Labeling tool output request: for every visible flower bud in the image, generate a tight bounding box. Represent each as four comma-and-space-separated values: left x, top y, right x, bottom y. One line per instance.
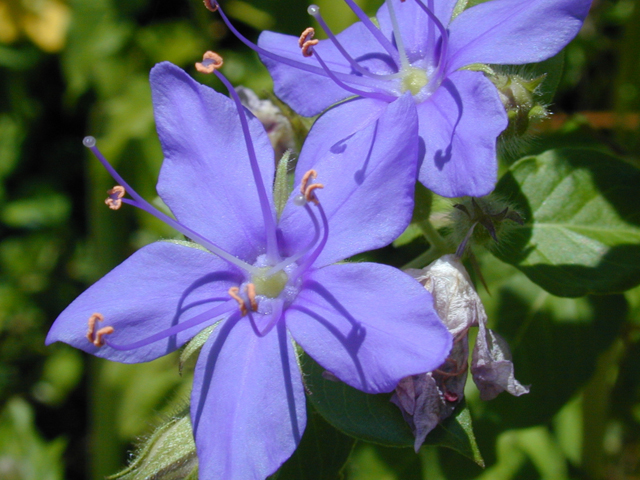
489, 71, 550, 138
449, 195, 523, 256
111, 405, 197, 480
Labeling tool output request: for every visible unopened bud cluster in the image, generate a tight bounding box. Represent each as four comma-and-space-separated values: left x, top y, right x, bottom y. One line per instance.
489, 70, 549, 138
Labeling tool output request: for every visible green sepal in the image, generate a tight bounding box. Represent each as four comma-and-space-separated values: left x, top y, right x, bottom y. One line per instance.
274, 150, 293, 219
301, 354, 484, 466
493, 148, 640, 296
179, 323, 216, 374
109, 404, 197, 480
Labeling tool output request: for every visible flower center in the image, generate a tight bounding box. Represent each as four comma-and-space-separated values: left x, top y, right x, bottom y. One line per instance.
251, 267, 288, 298
401, 67, 429, 96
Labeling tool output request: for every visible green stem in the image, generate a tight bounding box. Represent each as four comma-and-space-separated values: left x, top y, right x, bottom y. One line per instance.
416, 218, 449, 254
402, 246, 441, 270
581, 339, 624, 479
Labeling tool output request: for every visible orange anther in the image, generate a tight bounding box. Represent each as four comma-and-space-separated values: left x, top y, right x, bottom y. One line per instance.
228, 287, 247, 316
300, 169, 318, 195
299, 27, 318, 57
304, 183, 324, 205
203, 0, 218, 12
196, 51, 224, 74
86, 313, 114, 347
246, 283, 258, 312
86, 313, 104, 343
94, 326, 114, 347
105, 185, 125, 210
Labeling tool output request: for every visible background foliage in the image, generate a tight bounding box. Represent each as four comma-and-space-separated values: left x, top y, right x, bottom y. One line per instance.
0, 0, 639, 479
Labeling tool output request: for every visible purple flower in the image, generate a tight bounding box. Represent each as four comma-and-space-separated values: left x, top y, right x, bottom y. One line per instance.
213, 0, 591, 197
46, 61, 452, 479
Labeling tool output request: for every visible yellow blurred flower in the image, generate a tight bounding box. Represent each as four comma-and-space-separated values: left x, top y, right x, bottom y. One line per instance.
0, 0, 71, 52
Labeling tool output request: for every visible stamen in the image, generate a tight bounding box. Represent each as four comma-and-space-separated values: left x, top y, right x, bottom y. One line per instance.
229, 286, 248, 316
341, 0, 399, 62
212, 70, 281, 265
308, 47, 397, 103
386, 0, 410, 69
295, 200, 330, 275
300, 169, 323, 205
300, 169, 318, 194
306, 6, 401, 81
267, 199, 322, 276
86, 313, 114, 347
412, 0, 450, 78
299, 27, 319, 58
249, 298, 284, 337
212, 2, 391, 93
304, 183, 324, 205
94, 326, 115, 347
246, 283, 258, 312
83, 137, 258, 275
203, 0, 218, 12
101, 301, 236, 351
105, 185, 125, 210
195, 51, 224, 74
86, 313, 104, 343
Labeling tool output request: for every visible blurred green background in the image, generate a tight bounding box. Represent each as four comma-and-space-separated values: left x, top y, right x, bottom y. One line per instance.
0, 0, 639, 479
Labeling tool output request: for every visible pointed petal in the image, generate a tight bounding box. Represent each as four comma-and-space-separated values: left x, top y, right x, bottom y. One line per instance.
258, 21, 396, 117
472, 324, 530, 401
286, 263, 452, 393
416, 70, 507, 197
191, 316, 306, 480
151, 62, 275, 261
278, 95, 419, 267
377, 0, 457, 63
46, 241, 243, 363
447, 0, 592, 72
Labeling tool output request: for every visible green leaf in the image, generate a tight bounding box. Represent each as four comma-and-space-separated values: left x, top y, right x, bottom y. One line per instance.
270, 401, 356, 480
476, 254, 628, 428
493, 148, 640, 297
0, 397, 67, 480
301, 354, 484, 466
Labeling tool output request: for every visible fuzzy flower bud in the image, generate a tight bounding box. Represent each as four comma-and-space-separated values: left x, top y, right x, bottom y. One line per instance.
450, 195, 524, 257
112, 405, 198, 480
488, 70, 550, 138
392, 255, 529, 450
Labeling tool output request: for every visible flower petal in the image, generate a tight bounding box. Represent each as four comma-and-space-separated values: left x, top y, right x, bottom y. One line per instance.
416, 70, 507, 197
258, 20, 396, 117
447, 0, 592, 72
377, 0, 458, 63
151, 62, 275, 262
278, 94, 419, 267
46, 241, 243, 363
286, 262, 452, 393
472, 323, 530, 401
191, 316, 306, 480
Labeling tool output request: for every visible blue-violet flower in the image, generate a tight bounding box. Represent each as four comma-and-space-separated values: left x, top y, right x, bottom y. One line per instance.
213, 0, 592, 197
46, 60, 452, 480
